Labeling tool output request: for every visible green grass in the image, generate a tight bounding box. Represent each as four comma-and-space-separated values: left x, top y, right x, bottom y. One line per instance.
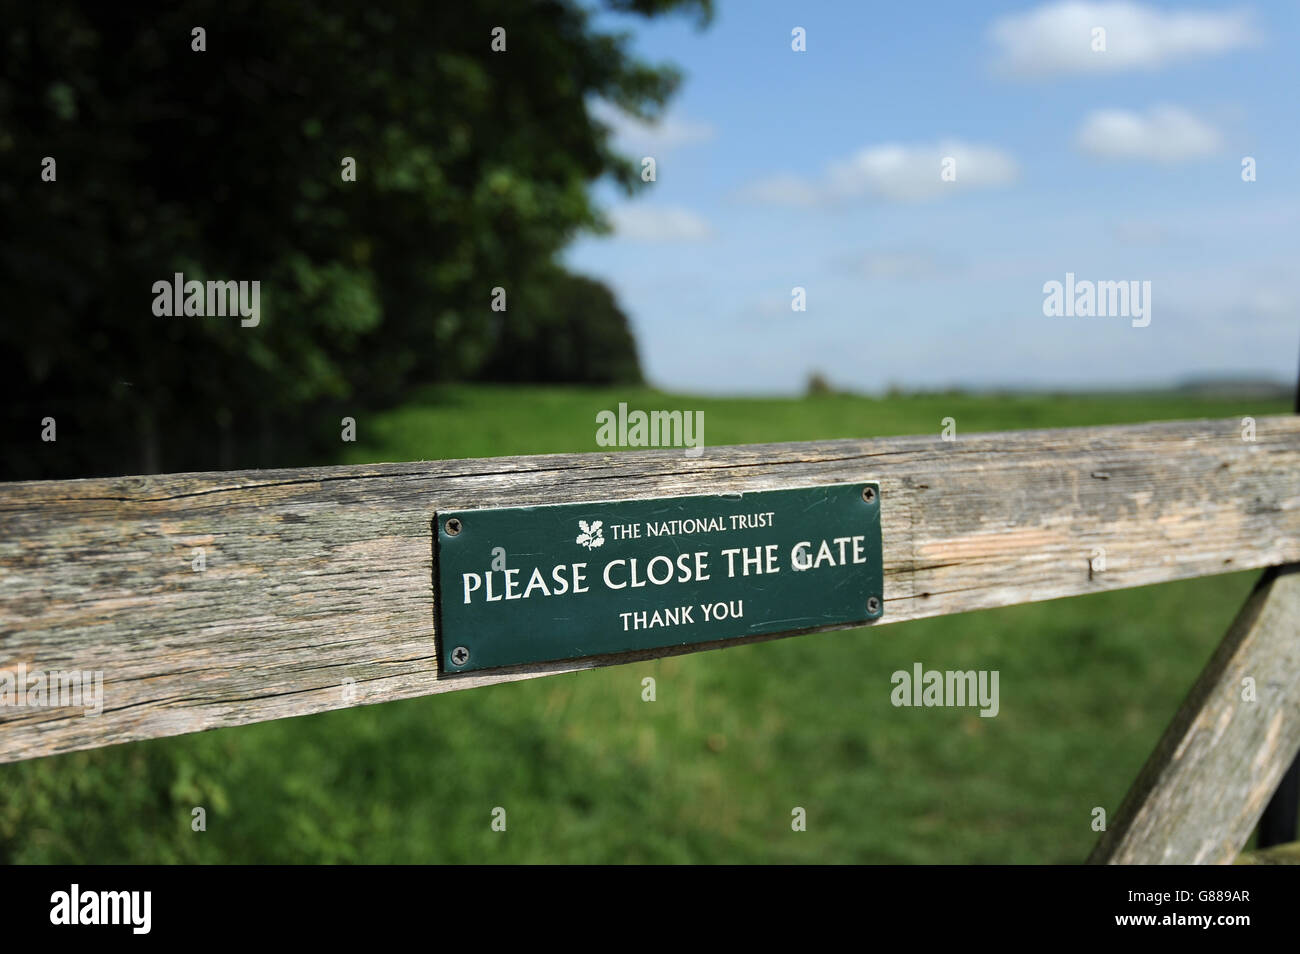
336, 384, 1287, 462
1, 386, 1291, 863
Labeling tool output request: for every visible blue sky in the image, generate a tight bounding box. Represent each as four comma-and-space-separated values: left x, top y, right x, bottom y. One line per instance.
564, 0, 1300, 394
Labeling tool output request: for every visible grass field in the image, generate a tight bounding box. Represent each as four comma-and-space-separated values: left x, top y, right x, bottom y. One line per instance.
1, 386, 1292, 863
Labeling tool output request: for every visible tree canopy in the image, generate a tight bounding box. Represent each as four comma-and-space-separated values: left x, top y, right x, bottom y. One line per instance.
0, 0, 711, 477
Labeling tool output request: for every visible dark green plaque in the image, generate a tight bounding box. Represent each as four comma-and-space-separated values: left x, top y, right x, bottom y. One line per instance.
436, 482, 883, 673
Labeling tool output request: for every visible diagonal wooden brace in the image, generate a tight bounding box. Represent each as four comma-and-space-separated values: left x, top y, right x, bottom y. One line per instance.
1089, 564, 1300, 864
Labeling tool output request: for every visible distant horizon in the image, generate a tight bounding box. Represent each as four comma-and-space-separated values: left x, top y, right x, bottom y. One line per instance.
645, 366, 1297, 398
462, 371, 1295, 400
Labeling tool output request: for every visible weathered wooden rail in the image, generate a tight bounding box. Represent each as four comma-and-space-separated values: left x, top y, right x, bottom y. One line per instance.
3, 414, 1299, 862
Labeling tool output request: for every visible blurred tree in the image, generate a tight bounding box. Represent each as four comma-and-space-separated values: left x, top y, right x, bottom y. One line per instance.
805, 372, 833, 397
0, 0, 709, 478
479, 266, 643, 385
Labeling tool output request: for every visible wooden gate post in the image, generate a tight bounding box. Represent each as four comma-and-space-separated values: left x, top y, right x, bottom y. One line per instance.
1256, 347, 1300, 847
1088, 564, 1300, 864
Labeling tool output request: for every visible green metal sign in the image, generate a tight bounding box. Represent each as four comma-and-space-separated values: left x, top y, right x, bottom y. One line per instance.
435, 482, 883, 673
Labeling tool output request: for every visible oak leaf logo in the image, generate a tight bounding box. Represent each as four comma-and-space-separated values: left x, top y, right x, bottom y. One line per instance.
576, 520, 604, 550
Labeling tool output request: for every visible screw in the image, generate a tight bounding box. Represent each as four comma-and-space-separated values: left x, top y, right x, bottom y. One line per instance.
862, 486, 877, 503
450, 646, 470, 666
867, 596, 882, 614
444, 517, 462, 536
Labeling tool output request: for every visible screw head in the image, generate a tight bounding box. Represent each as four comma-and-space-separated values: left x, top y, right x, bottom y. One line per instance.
450, 646, 470, 666
866, 596, 882, 614
444, 517, 463, 536
862, 486, 877, 503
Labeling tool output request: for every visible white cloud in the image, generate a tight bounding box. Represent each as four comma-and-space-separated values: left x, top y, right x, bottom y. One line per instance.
734, 293, 795, 324
990, 1, 1259, 75
857, 250, 951, 280
737, 173, 822, 207
590, 100, 714, 155
832, 142, 1019, 201
741, 140, 1018, 205
1245, 287, 1300, 325
1076, 105, 1221, 161
607, 204, 713, 242
1109, 220, 1171, 245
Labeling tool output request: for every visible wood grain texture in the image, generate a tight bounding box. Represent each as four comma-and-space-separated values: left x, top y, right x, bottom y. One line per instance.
1089, 565, 1300, 865
2, 415, 1299, 763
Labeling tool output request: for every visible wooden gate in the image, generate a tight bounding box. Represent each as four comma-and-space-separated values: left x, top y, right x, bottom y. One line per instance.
3, 414, 1298, 862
